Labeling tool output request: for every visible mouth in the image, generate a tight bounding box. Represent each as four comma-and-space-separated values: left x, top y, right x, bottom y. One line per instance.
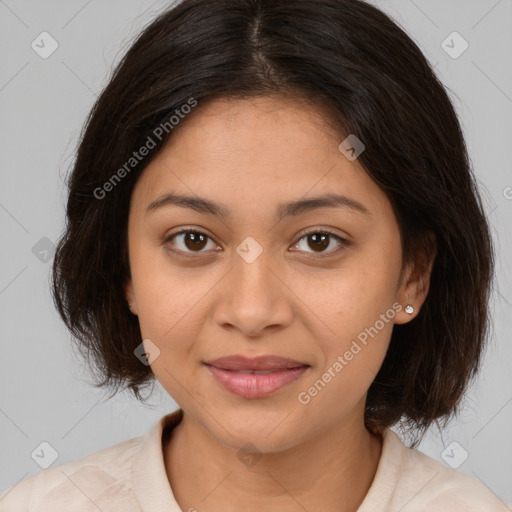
203, 354, 309, 371
203, 355, 310, 399
222, 369, 289, 374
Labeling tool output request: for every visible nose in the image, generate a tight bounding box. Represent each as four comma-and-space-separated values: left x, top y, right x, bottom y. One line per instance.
212, 245, 294, 338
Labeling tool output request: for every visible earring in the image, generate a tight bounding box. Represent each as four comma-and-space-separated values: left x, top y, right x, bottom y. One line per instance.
404, 304, 414, 314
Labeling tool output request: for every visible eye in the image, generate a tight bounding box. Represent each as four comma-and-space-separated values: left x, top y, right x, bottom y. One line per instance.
164, 227, 349, 258
291, 229, 349, 256
164, 229, 220, 256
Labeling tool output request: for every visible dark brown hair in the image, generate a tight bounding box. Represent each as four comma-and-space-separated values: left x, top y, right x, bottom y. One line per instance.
51, 0, 494, 445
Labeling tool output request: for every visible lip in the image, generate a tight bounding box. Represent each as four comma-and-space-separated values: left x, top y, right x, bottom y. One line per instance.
203, 355, 310, 399
204, 355, 308, 371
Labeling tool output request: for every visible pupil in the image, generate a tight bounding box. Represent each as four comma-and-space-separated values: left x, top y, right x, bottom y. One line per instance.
310, 233, 329, 252
182, 232, 331, 253
185, 232, 207, 251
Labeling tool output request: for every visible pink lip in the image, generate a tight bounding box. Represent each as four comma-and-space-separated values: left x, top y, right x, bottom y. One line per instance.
203, 355, 310, 399
204, 355, 308, 371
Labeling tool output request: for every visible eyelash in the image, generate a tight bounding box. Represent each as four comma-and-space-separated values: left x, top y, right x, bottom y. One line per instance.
163, 227, 349, 259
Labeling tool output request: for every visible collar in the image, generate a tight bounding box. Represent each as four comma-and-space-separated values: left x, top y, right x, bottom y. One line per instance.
131, 408, 184, 511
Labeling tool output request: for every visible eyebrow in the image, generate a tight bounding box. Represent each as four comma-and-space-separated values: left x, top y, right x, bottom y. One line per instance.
146, 192, 371, 221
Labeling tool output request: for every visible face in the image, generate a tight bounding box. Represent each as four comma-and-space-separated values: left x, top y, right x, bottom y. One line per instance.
125, 95, 430, 452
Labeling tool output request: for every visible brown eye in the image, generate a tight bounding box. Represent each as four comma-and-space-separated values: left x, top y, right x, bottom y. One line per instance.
165, 230, 217, 253
164, 228, 348, 258
307, 233, 330, 252
292, 230, 348, 256
183, 231, 207, 251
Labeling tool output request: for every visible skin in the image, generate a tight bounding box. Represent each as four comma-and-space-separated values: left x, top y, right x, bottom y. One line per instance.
124, 95, 435, 512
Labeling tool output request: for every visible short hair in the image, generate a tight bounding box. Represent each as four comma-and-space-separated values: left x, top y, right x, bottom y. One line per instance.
51, 0, 494, 445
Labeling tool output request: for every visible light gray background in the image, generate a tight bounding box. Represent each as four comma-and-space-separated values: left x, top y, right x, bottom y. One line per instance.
1, 0, 511, 505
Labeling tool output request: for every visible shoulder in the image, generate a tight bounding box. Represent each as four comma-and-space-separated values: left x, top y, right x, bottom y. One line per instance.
376, 429, 511, 511
0, 435, 143, 512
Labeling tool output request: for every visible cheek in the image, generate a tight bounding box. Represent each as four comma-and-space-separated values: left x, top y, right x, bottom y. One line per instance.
300, 270, 398, 413
129, 245, 222, 363
129, 239, 188, 324
311, 253, 400, 372
302, 251, 400, 328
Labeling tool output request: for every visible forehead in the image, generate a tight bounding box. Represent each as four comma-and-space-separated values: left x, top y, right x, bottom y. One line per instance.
165, 94, 341, 157
130, 95, 392, 223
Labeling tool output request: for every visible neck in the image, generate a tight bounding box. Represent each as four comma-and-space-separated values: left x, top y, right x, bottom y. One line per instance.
163, 408, 383, 512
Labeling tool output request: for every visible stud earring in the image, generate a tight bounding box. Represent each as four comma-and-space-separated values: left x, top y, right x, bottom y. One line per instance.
404, 304, 414, 314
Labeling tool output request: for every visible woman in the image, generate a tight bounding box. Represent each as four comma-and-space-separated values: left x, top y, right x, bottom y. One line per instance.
1, 0, 508, 510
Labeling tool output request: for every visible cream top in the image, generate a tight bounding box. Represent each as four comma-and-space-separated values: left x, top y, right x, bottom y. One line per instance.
1, 408, 509, 511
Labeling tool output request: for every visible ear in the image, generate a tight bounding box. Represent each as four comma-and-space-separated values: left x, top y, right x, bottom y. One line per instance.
124, 279, 138, 316
394, 231, 437, 325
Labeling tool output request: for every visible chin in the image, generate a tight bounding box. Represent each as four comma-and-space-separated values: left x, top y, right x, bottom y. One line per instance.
204, 403, 306, 452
